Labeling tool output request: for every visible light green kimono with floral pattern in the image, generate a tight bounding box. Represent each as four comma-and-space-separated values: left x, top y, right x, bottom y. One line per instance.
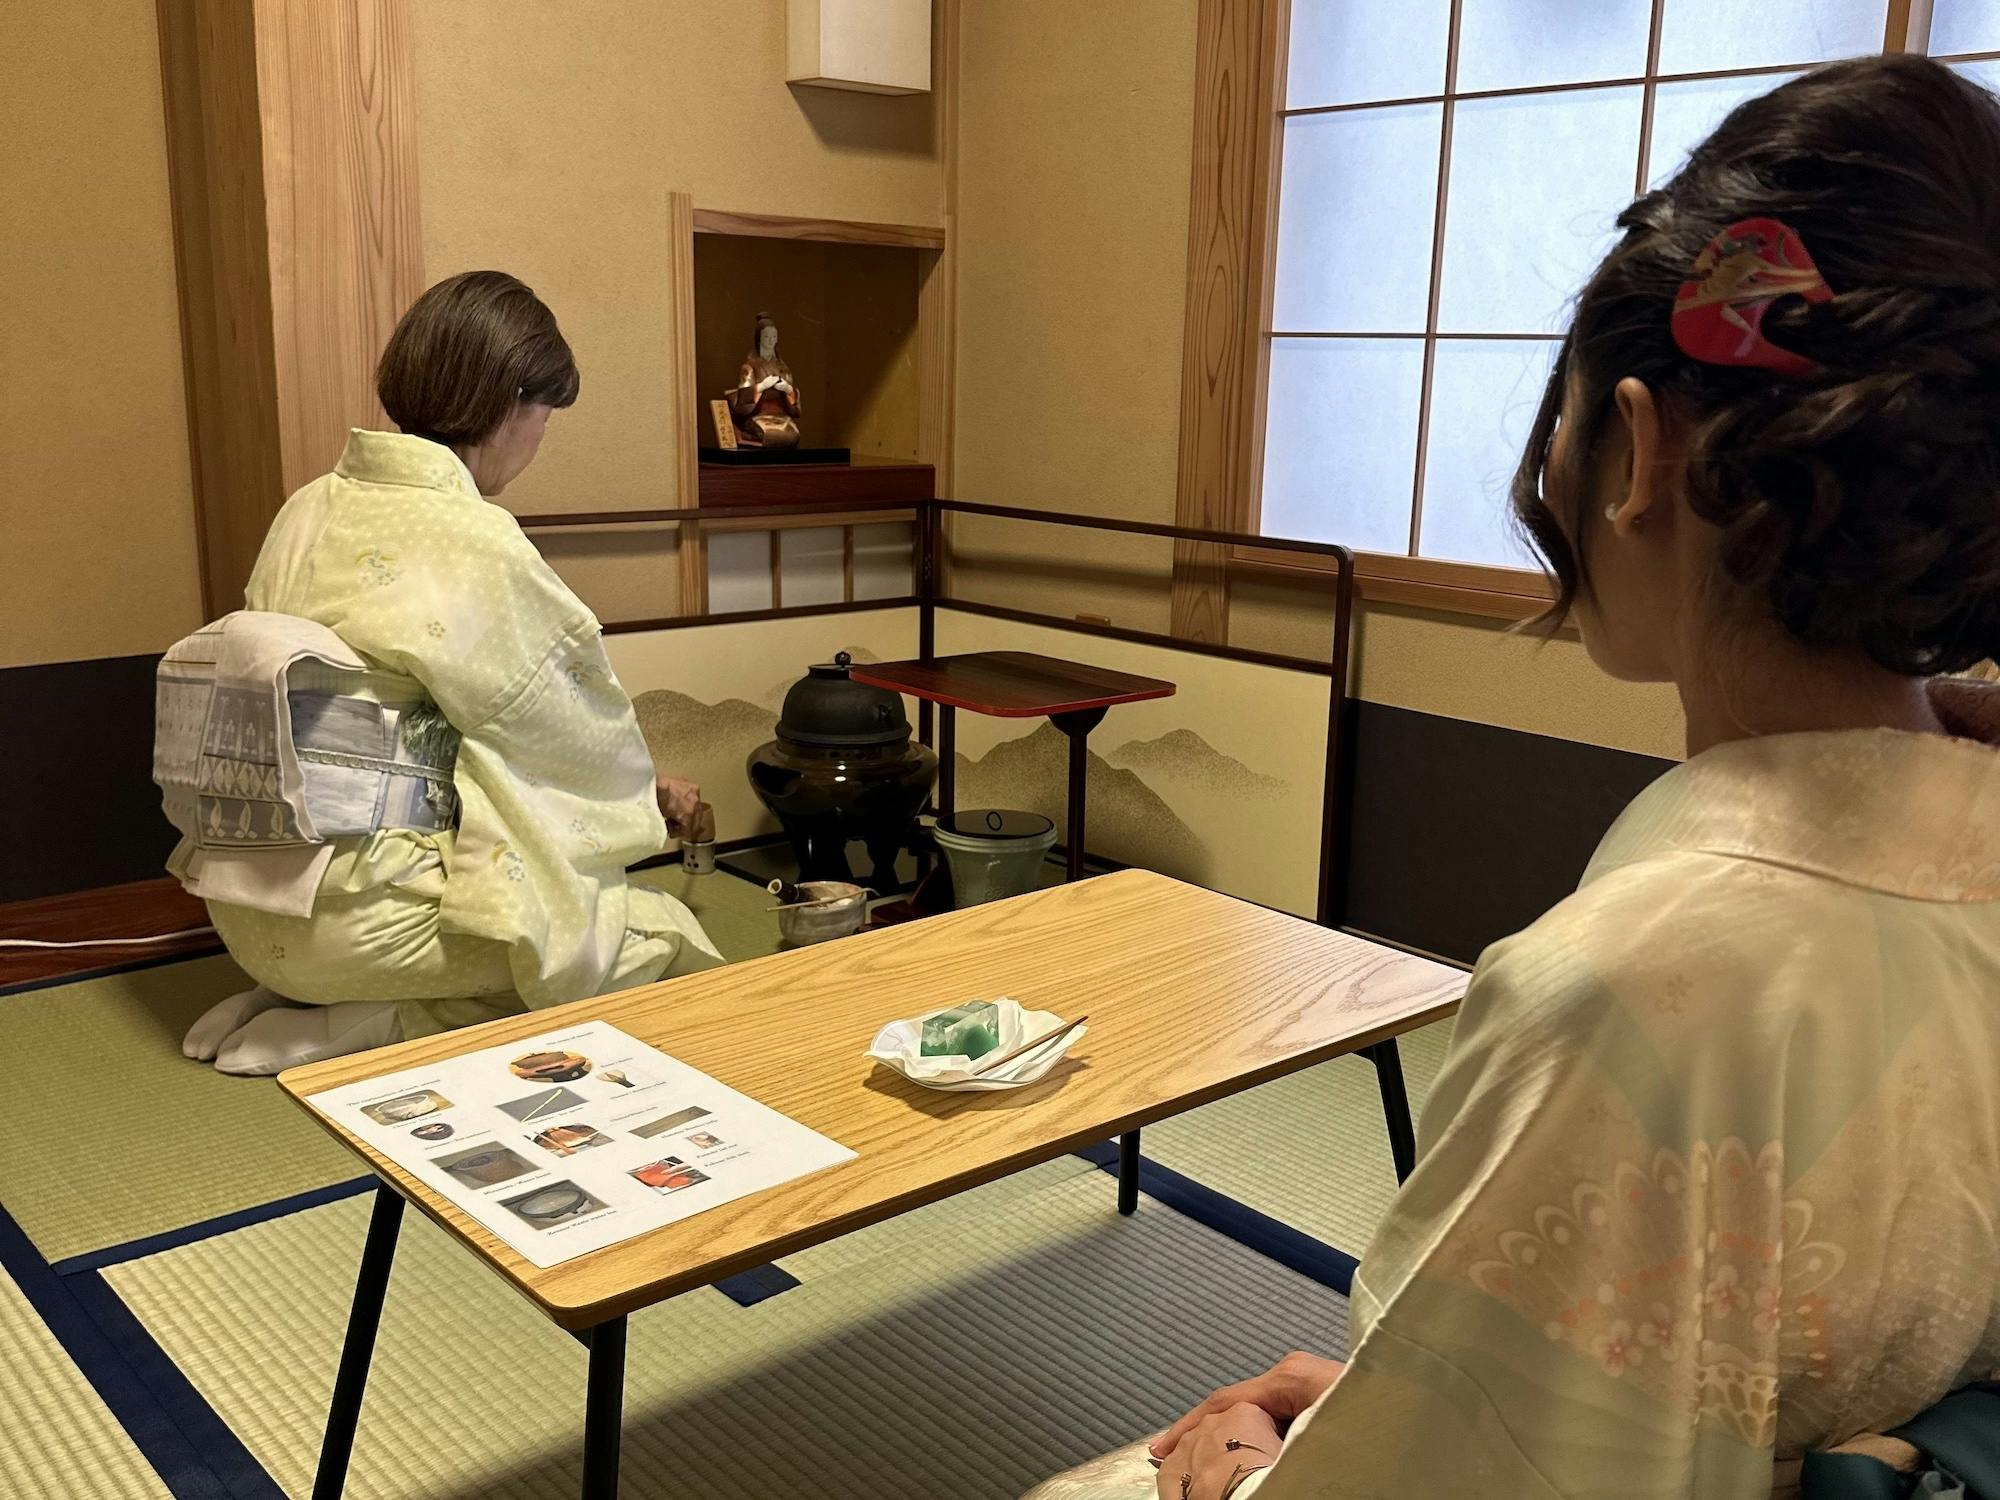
205, 430, 720, 1036
1038, 710, 2000, 1500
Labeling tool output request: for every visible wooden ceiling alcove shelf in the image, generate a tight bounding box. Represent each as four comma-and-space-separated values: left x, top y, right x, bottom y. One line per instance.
697, 459, 933, 508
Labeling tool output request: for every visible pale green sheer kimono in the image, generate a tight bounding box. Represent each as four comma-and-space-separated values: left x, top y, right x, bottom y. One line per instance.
203, 430, 720, 1036
1036, 710, 2000, 1500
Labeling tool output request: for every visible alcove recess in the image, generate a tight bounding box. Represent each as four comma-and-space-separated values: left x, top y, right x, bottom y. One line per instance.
678, 208, 951, 615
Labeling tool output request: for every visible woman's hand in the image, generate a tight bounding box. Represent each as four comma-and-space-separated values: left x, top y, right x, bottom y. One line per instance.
655, 774, 701, 834
1152, 1351, 1345, 1460
1154, 1403, 1282, 1500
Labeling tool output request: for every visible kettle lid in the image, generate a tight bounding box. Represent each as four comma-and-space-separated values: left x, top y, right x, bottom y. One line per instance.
776, 650, 910, 748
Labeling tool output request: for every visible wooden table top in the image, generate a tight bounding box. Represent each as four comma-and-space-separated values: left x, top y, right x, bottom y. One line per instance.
280, 870, 1464, 1330
850, 651, 1177, 717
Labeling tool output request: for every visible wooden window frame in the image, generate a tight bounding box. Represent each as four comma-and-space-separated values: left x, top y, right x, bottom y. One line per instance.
1174, 0, 1941, 631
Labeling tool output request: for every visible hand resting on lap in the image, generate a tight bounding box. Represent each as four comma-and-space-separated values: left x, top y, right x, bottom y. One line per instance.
1151, 1350, 1345, 1459
1153, 1403, 1282, 1500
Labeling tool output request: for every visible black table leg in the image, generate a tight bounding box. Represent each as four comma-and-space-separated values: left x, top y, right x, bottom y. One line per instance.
938, 704, 956, 820
1363, 1040, 1417, 1183
1118, 1129, 1141, 1215
1050, 707, 1107, 883
581, 1315, 627, 1500
312, 1183, 404, 1500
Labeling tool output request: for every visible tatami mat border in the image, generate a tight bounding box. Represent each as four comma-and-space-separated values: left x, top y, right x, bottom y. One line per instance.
1076, 1143, 1362, 1295
0, 1201, 283, 1500
3, 1133, 1377, 1500
0, 945, 227, 1000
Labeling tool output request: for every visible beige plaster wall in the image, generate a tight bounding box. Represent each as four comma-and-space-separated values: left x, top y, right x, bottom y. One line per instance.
412, 0, 946, 620
1, 1, 202, 668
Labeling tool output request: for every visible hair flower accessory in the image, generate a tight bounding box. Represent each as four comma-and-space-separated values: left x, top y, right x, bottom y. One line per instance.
1672, 216, 1832, 376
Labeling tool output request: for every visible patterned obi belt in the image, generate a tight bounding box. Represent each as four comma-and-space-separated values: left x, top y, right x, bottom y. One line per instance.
155, 612, 462, 916
288, 691, 461, 838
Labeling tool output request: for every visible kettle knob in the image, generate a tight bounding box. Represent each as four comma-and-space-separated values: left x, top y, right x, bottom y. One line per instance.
834, 650, 852, 670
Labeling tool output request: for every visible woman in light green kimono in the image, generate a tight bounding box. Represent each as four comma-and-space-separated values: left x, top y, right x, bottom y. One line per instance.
182, 271, 720, 1075
1037, 56, 2000, 1500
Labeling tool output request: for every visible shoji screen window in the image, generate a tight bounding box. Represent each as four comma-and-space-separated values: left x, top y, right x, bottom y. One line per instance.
1932, 0, 2000, 90
1261, 0, 1897, 580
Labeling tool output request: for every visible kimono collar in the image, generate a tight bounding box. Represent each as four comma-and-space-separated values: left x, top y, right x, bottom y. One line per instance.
1584, 680, 2000, 903
334, 429, 482, 500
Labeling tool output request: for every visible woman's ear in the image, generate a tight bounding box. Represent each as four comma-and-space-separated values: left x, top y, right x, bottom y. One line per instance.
1603, 376, 1665, 536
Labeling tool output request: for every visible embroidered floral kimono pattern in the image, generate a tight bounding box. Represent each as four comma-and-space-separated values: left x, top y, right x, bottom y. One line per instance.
1035, 721, 2000, 1500
204, 430, 719, 1036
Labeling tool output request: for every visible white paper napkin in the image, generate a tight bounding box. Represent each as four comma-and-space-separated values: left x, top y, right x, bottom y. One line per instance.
866, 998, 1085, 1092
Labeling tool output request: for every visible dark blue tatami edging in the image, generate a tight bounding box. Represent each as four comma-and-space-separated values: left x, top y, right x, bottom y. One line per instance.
53, 1176, 381, 1277
56, 1172, 804, 1308
1075, 1141, 1361, 1297
0, 1201, 283, 1500
714, 1262, 804, 1306
2, 1141, 1359, 1499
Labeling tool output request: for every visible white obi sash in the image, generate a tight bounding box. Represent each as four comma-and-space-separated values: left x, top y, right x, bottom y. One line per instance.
154, 611, 460, 918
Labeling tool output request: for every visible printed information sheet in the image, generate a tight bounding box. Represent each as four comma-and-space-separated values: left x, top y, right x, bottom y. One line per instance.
305, 1020, 855, 1267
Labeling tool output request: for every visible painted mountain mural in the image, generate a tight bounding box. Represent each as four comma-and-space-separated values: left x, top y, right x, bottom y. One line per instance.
1105, 728, 1288, 801
632, 687, 775, 764
953, 722, 1205, 876
630, 669, 1300, 903
630, 687, 780, 841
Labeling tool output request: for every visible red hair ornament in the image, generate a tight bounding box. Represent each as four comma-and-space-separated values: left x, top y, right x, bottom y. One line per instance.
1671, 217, 1832, 376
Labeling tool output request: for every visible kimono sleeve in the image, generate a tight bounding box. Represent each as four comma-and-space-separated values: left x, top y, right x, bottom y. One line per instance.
325, 511, 669, 1000
1250, 867, 1805, 1500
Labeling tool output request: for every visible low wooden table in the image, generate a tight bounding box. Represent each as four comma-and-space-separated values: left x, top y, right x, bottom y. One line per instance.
283, 870, 1464, 1499
849, 651, 1176, 882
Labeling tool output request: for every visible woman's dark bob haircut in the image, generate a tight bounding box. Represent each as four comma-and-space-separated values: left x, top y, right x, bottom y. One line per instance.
377, 271, 579, 448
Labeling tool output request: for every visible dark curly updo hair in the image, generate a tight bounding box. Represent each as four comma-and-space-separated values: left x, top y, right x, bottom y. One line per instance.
1513, 54, 2000, 676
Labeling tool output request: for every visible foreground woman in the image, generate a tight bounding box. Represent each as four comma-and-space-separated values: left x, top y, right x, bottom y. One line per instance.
165, 272, 719, 1075
1037, 54, 2000, 1500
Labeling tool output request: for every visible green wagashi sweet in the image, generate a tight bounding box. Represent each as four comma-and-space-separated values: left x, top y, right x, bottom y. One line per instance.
920, 1000, 1001, 1060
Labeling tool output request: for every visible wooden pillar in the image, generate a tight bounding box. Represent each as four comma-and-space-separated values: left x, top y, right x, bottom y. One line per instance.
157, 0, 424, 617
667, 190, 708, 616
917, 0, 959, 594
1169, 0, 1289, 644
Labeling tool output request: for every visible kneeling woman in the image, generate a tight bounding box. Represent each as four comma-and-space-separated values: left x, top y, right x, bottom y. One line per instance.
168, 271, 720, 1074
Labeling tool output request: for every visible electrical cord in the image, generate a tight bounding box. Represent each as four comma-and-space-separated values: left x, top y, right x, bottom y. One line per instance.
0, 927, 217, 950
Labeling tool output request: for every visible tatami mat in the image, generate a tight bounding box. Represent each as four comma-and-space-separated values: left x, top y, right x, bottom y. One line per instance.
109, 1159, 1350, 1500
631, 865, 784, 968
0, 953, 357, 1264
4, 867, 1450, 1500
1143, 1019, 1455, 1255
0, 1266, 172, 1500
0, 869, 782, 1264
